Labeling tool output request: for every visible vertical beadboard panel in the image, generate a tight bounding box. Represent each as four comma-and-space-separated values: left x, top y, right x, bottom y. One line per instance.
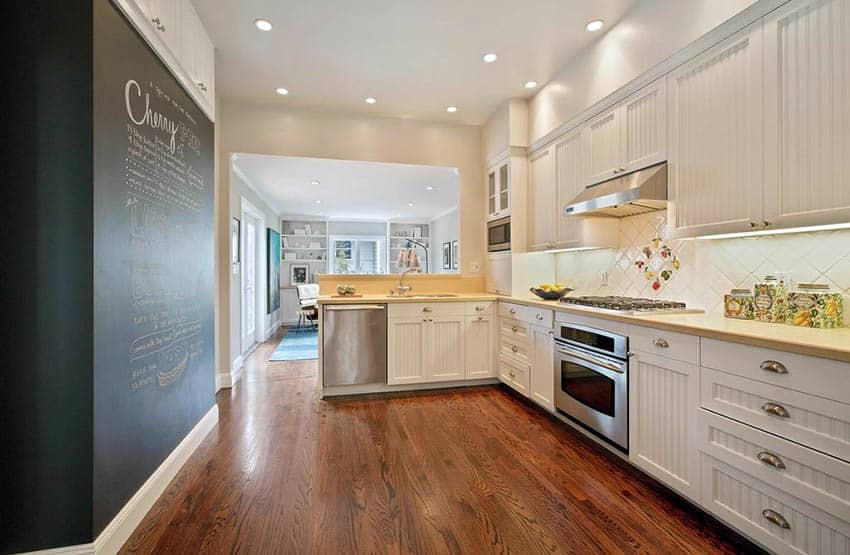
583, 108, 621, 184
465, 315, 494, 379
668, 23, 764, 237
387, 319, 426, 384
528, 147, 555, 250
764, 0, 850, 228
622, 78, 667, 172
554, 131, 584, 248
429, 318, 465, 381
631, 351, 700, 500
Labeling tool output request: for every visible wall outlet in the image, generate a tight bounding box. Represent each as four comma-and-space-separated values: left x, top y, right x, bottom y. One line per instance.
470, 261, 480, 273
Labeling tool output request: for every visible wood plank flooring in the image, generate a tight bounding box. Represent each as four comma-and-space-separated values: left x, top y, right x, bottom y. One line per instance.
121, 328, 762, 554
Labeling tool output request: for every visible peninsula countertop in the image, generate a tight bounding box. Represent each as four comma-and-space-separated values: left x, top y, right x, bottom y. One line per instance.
318, 292, 850, 363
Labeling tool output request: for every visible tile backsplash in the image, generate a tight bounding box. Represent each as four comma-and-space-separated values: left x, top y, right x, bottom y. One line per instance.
554, 211, 850, 316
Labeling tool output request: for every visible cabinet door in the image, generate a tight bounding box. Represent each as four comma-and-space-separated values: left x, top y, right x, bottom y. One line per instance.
149, 0, 180, 56
428, 316, 466, 382
667, 23, 764, 238
554, 131, 585, 249
195, 23, 215, 106
528, 147, 555, 250
582, 107, 622, 185
498, 161, 510, 216
629, 350, 700, 502
387, 318, 428, 385
465, 315, 495, 379
529, 325, 554, 411
621, 78, 667, 174
487, 168, 498, 218
764, 0, 850, 230
179, 0, 199, 82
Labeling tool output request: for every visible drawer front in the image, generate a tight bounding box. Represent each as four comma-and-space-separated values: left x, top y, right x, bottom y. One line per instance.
499, 354, 530, 396
499, 335, 531, 366
702, 337, 850, 403
499, 302, 553, 327
701, 368, 850, 462
388, 302, 466, 319
466, 301, 495, 316
629, 325, 699, 364
700, 409, 850, 520
499, 317, 530, 343
701, 454, 850, 555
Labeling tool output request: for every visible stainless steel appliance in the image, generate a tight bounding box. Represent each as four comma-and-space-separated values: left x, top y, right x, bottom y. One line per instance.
560, 295, 703, 316
487, 216, 511, 252
563, 162, 667, 218
322, 304, 387, 386
554, 318, 629, 451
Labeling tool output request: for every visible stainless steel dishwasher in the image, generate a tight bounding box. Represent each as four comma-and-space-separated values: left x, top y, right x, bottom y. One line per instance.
322, 304, 387, 386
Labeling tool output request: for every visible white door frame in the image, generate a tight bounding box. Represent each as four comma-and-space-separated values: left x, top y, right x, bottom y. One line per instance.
240, 196, 266, 355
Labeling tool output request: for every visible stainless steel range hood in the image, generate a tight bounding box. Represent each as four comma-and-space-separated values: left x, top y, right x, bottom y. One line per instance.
563, 162, 667, 218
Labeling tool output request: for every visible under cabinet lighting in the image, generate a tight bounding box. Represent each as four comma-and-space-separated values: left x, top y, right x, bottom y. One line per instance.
586, 19, 604, 32
685, 222, 850, 241
254, 19, 273, 31
543, 246, 605, 254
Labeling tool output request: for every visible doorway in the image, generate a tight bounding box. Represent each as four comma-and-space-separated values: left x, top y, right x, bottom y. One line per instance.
241, 197, 265, 355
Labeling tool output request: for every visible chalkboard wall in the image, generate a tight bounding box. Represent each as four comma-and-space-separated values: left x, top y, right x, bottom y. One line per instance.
92, 0, 215, 534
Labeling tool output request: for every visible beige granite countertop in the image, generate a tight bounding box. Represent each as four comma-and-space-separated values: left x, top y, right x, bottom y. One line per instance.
318, 292, 850, 363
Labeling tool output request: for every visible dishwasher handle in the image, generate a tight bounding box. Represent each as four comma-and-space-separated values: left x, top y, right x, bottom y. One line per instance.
324, 304, 386, 311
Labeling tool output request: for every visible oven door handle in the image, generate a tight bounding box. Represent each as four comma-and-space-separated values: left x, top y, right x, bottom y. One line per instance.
557, 347, 624, 374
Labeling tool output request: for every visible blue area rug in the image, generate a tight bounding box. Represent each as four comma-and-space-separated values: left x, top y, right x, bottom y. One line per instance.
270, 329, 319, 361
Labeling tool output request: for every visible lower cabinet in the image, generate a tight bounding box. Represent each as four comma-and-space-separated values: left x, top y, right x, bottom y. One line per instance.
529, 324, 554, 411
499, 354, 530, 396
466, 313, 496, 379
387, 317, 429, 385
629, 349, 701, 502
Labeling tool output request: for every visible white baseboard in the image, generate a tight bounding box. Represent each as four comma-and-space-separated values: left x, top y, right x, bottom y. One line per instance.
19, 543, 95, 554
322, 378, 500, 398
93, 404, 219, 555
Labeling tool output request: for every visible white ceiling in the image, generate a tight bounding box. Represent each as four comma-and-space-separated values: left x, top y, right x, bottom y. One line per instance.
195, 0, 637, 125
232, 153, 459, 221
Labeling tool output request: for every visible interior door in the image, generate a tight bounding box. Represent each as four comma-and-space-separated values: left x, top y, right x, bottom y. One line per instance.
242, 218, 256, 351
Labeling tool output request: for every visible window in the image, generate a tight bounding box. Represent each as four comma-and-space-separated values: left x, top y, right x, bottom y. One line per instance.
330, 236, 384, 274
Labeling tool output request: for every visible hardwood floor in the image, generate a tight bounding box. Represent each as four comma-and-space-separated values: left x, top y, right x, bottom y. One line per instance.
121, 327, 762, 554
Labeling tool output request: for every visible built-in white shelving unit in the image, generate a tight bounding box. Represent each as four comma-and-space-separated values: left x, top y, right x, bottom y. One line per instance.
388, 222, 431, 274
280, 219, 329, 284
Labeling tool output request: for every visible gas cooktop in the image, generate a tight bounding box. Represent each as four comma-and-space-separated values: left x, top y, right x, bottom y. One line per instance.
559, 295, 703, 315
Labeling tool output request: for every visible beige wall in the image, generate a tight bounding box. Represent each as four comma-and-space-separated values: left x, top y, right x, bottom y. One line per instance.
215, 99, 485, 379
528, 0, 756, 144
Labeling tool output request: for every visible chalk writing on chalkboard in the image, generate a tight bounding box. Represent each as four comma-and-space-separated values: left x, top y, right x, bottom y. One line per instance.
122, 77, 207, 392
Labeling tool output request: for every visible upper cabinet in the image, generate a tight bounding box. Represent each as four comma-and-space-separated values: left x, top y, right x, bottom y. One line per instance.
763, 0, 850, 230
668, 23, 764, 238
528, 148, 555, 250
487, 159, 511, 220
582, 78, 667, 186
115, 0, 216, 121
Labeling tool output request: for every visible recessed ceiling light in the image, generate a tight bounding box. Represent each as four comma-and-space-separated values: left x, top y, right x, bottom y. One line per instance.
482, 53, 498, 63
365, 97, 377, 104
311, 180, 320, 185
586, 19, 604, 32
407, 202, 415, 207
314, 200, 322, 204
446, 106, 457, 113
426, 186, 434, 191
275, 87, 288, 95
254, 18, 273, 31
524, 81, 538, 89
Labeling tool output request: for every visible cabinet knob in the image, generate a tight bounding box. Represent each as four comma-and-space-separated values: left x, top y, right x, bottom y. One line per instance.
761, 509, 791, 530
763, 221, 773, 227
652, 338, 669, 348
151, 16, 161, 24
475, 305, 485, 311
749, 221, 759, 228
760, 360, 788, 374
509, 308, 516, 314
197, 82, 208, 91
536, 314, 544, 320
756, 451, 786, 470
511, 325, 518, 332
423, 307, 433, 313
761, 402, 790, 419
511, 346, 518, 353
509, 371, 516, 379
478, 315, 484, 321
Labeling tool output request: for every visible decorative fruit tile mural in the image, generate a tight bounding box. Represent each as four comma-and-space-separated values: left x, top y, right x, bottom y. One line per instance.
554, 211, 850, 315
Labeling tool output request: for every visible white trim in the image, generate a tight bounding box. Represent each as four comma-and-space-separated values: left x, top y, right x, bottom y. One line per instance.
19, 544, 94, 555
526, 0, 790, 155
94, 404, 219, 555
322, 378, 499, 398
263, 320, 282, 342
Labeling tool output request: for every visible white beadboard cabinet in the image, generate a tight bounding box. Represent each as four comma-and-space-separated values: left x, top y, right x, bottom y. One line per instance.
466, 314, 496, 379
428, 316, 467, 382
528, 147, 556, 251
529, 325, 554, 411
387, 318, 429, 385
179, 0, 216, 110
763, 0, 850, 230
667, 22, 764, 238
582, 107, 622, 185
629, 348, 701, 502
554, 131, 585, 249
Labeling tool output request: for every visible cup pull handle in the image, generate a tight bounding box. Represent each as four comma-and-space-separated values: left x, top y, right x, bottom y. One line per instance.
509, 308, 516, 314
761, 402, 790, 419
652, 338, 669, 348
756, 451, 786, 470
760, 360, 788, 374
536, 314, 544, 320
762, 509, 790, 530
423, 307, 433, 313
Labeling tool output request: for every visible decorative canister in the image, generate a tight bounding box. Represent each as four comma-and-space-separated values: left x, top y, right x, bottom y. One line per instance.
753, 275, 789, 324
788, 283, 845, 329
724, 289, 754, 320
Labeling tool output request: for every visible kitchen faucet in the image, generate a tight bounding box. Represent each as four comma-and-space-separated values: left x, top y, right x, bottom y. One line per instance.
393, 267, 420, 296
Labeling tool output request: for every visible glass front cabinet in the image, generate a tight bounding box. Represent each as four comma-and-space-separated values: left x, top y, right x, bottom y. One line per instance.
487, 159, 510, 220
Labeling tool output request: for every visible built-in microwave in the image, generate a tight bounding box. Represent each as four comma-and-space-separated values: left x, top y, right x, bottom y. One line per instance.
487, 216, 511, 252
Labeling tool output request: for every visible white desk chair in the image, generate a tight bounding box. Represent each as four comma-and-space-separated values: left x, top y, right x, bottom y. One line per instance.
295, 284, 319, 331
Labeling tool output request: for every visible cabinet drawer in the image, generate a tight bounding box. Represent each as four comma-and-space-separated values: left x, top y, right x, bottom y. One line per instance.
701, 338, 850, 403
629, 325, 699, 364
466, 301, 495, 316
701, 367, 850, 462
499, 302, 553, 327
700, 409, 850, 521
701, 454, 850, 555
499, 335, 531, 366
388, 302, 466, 319
499, 354, 529, 396
499, 317, 530, 343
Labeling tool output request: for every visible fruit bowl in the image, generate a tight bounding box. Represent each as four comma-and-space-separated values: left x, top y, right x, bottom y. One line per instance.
529, 286, 573, 300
